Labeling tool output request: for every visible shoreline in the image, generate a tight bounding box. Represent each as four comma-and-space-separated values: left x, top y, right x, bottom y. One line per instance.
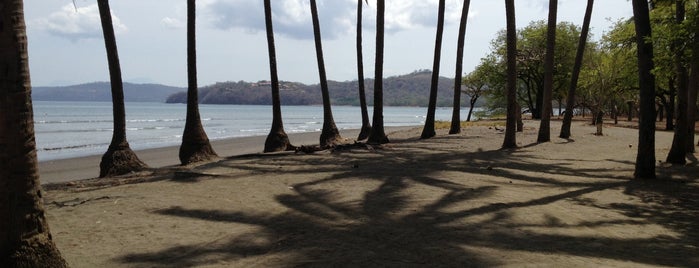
38, 126, 413, 184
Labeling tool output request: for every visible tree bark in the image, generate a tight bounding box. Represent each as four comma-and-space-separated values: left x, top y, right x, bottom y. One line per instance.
560, 0, 594, 139
0, 1, 68, 266
356, 0, 372, 141
263, 0, 294, 152
666, 0, 688, 164
687, 2, 699, 153
449, 0, 472, 134
179, 0, 217, 165
632, 0, 657, 179
537, 0, 558, 143
421, 0, 446, 139
368, 0, 389, 144
503, 0, 518, 148
97, 0, 147, 177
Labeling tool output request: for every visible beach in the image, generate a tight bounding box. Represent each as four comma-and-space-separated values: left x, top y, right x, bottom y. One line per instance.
41, 120, 699, 267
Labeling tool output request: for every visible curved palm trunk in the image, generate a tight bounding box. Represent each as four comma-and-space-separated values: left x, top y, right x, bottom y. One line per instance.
503, 0, 518, 149
537, 0, 557, 143
263, 0, 294, 152
0, 1, 68, 266
632, 0, 657, 179
98, 0, 147, 177
421, 0, 446, 139
356, 0, 372, 140
180, 0, 217, 165
666, 0, 688, 164
449, 0, 472, 134
310, 0, 342, 147
367, 0, 389, 144
560, 0, 594, 139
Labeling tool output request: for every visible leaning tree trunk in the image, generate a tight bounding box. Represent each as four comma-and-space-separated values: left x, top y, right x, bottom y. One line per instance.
503, 0, 518, 148
0, 1, 68, 266
632, 0, 657, 179
179, 0, 217, 165
263, 0, 294, 152
356, 0, 372, 140
367, 0, 389, 144
421, 0, 446, 139
449, 0, 472, 134
97, 0, 147, 177
560, 0, 594, 139
666, 0, 688, 165
537, 0, 557, 143
310, 0, 343, 147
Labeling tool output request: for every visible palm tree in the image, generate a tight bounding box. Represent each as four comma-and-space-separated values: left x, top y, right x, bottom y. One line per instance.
263, 0, 294, 152
179, 0, 217, 165
367, 0, 389, 144
537, 0, 558, 143
449, 0, 472, 135
687, 1, 699, 153
0, 1, 67, 266
310, 0, 343, 148
421, 0, 446, 139
356, 0, 372, 140
666, 0, 688, 165
631, 0, 657, 179
503, 0, 518, 149
97, 0, 147, 177
560, 0, 594, 139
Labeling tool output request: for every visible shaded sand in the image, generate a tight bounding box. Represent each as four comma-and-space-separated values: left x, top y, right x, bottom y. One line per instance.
43, 120, 699, 267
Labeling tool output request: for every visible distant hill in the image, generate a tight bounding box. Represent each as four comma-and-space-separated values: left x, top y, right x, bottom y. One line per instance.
32, 82, 184, 102
166, 70, 472, 107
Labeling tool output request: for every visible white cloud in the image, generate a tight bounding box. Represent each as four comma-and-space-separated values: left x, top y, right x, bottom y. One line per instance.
34, 4, 128, 41
161, 17, 185, 29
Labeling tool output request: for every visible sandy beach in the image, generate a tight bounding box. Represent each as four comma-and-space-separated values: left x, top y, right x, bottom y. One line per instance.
41, 120, 699, 267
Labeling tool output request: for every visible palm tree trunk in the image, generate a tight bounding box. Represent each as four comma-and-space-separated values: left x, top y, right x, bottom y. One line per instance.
449, 0, 472, 134
0, 1, 68, 266
632, 0, 657, 179
503, 0, 518, 149
263, 0, 294, 152
97, 0, 147, 177
310, 0, 342, 148
367, 0, 389, 144
666, 0, 688, 165
687, 2, 699, 152
537, 0, 557, 143
421, 0, 446, 139
180, 0, 217, 165
356, 0, 372, 141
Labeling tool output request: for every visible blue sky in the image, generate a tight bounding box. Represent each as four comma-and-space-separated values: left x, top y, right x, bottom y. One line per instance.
24, 0, 633, 87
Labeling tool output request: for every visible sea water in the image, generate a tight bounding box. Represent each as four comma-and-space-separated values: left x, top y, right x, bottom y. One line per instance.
33, 101, 466, 161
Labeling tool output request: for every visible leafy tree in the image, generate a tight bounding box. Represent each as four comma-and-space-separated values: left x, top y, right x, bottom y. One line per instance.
368, 0, 389, 144
179, 0, 217, 164
356, 0, 372, 140
97, 0, 147, 177
503, 0, 518, 149
310, 0, 343, 147
666, 0, 690, 164
538, 0, 558, 143
632, 0, 657, 179
0, 1, 68, 266
461, 69, 486, 122
449, 0, 472, 134
421, 0, 446, 139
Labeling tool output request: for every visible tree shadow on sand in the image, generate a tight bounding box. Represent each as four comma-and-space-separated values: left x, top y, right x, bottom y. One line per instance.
118, 133, 699, 267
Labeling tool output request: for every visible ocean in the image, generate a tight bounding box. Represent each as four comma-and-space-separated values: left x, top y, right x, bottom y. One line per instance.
33, 101, 469, 161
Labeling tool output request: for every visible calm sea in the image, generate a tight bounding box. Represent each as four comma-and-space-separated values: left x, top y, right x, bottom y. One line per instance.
33, 101, 468, 161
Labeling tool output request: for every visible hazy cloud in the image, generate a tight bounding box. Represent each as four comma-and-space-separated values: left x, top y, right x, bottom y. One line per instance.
161, 17, 185, 29
35, 4, 127, 41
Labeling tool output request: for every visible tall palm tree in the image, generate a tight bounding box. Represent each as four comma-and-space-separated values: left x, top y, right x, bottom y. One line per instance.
179, 0, 217, 164
687, 0, 699, 153
449, 0, 472, 135
421, 0, 447, 139
367, 0, 389, 144
631, 0, 657, 179
356, 0, 372, 140
97, 0, 147, 177
263, 0, 294, 152
560, 0, 594, 139
666, 0, 688, 164
537, 0, 558, 143
310, 0, 343, 147
503, 0, 518, 148
0, 1, 68, 266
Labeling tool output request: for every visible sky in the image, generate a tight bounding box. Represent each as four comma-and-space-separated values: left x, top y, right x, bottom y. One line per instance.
24, 0, 634, 87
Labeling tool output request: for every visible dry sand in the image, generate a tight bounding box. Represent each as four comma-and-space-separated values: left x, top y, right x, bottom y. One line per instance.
42, 120, 699, 267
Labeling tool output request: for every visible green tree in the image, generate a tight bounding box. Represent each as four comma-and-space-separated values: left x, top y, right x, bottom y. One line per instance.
356, 0, 372, 140
461, 69, 486, 122
421, 0, 446, 139
449, 0, 472, 134
537, 0, 558, 143
368, 0, 389, 144
632, 0, 657, 179
179, 0, 217, 165
97, 0, 147, 177
0, 1, 68, 266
